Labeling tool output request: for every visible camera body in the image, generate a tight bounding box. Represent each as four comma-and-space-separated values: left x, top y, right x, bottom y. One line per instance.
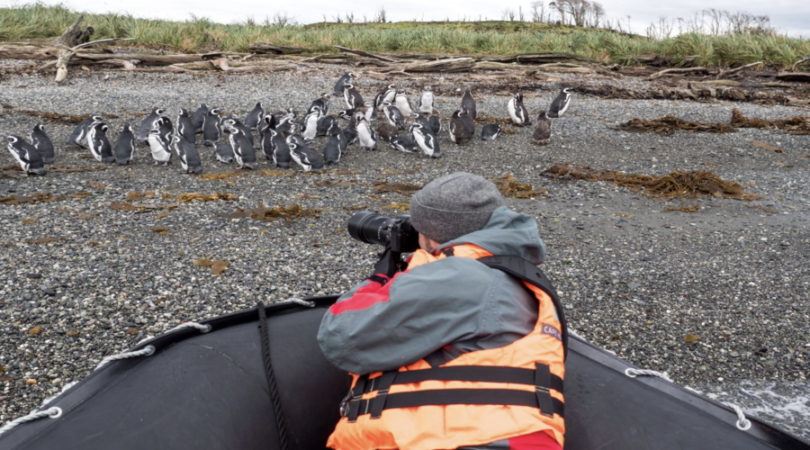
348, 211, 420, 253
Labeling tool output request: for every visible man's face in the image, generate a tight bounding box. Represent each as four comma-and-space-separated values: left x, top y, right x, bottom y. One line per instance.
418, 233, 440, 252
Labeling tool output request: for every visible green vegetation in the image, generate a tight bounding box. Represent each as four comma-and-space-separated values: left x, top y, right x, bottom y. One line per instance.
2, 3, 809, 68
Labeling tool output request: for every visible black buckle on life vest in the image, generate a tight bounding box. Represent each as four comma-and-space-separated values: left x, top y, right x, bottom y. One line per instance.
534, 363, 554, 418
369, 371, 398, 419
342, 374, 369, 423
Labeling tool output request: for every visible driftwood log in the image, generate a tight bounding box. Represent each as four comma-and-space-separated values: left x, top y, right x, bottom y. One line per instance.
791, 56, 810, 72
249, 42, 305, 55
716, 61, 762, 79
54, 37, 134, 82
775, 72, 810, 83
397, 57, 476, 73
334, 46, 399, 63
648, 67, 710, 80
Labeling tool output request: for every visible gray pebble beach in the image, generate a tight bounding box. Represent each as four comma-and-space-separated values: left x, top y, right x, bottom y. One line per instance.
1, 64, 808, 436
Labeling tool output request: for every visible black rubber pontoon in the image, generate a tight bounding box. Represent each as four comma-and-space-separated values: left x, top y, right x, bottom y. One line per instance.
1, 296, 807, 450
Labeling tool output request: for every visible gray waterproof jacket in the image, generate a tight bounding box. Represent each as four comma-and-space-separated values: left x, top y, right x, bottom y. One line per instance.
318, 206, 547, 375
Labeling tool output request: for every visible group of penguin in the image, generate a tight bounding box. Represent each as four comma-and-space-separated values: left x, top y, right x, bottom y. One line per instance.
4, 72, 572, 176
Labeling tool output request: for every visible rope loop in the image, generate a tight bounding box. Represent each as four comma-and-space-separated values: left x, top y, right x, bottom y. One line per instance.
624, 368, 673, 382
0, 407, 62, 437
168, 322, 212, 334
285, 297, 315, 308
724, 402, 752, 431
95, 345, 155, 370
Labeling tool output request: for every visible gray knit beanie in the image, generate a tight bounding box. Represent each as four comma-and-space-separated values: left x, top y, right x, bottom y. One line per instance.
410, 172, 505, 243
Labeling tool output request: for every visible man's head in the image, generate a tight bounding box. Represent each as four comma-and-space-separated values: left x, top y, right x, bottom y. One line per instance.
410, 172, 505, 245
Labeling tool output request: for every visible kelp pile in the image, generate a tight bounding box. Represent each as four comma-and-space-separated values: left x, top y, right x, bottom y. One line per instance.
730, 108, 810, 135
215, 204, 322, 222
617, 116, 735, 135
543, 165, 761, 200
491, 174, 547, 199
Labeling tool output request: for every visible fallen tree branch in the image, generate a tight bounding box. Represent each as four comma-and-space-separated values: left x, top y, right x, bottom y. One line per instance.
716, 61, 762, 79
334, 46, 398, 63
250, 42, 305, 55
55, 37, 134, 83
776, 72, 810, 83
648, 66, 709, 80
791, 56, 810, 72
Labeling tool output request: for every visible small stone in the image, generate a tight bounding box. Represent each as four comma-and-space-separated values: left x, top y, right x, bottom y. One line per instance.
28, 325, 42, 335
42, 287, 56, 296
26, 273, 42, 279
25, 379, 37, 385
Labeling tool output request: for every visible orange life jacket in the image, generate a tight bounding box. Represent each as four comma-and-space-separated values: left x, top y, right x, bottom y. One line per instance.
327, 244, 566, 450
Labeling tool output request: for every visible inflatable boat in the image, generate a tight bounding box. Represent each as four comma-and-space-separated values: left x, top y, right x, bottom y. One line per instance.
1, 296, 808, 450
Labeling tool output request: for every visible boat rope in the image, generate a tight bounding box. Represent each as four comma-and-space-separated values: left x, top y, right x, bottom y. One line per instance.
39, 381, 79, 408
95, 345, 155, 370
0, 407, 62, 437
167, 322, 212, 334
624, 368, 673, 382
284, 297, 315, 308
257, 302, 291, 450
724, 402, 752, 431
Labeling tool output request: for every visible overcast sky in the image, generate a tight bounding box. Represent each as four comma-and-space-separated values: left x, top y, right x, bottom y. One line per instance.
3, 0, 809, 37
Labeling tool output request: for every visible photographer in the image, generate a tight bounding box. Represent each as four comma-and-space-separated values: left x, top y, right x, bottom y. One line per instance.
318, 172, 565, 450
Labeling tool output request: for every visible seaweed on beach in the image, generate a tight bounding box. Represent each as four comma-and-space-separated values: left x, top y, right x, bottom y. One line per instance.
491, 174, 547, 199
0, 109, 119, 125
730, 108, 810, 135
215, 204, 323, 222
617, 116, 736, 135
1, 192, 65, 205
543, 164, 761, 200
373, 181, 423, 195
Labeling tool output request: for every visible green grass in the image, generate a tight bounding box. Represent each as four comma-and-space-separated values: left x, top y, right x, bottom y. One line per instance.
2, 3, 809, 68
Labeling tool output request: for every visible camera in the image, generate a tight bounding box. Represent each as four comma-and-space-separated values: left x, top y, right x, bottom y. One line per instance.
348, 211, 420, 254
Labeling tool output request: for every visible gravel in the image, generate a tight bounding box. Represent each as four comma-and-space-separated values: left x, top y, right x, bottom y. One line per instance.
1, 64, 808, 437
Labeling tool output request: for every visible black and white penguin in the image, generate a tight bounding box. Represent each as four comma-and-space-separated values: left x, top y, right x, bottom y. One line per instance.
428, 115, 443, 135
65, 115, 102, 148
343, 84, 365, 109
337, 109, 356, 121
316, 115, 337, 137
171, 135, 203, 174
327, 121, 347, 155
461, 88, 477, 120
287, 137, 325, 172
333, 72, 354, 96
6, 135, 46, 176
449, 110, 474, 146
113, 123, 136, 165
301, 106, 322, 141
390, 134, 418, 153
177, 108, 195, 144
309, 93, 331, 116
410, 122, 441, 158
88, 122, 115, 163
148, 119, 172, 165
221, 116, 254, 146
548, 88, 572, 118
532, 111, 552, 146
419, 86, 434, 115
191, 103, 209, 133
382, 101, 406, 129
481, 124, 502, 141
269, 128, 292, 168
355, 115, 377, 151
137, 108, 164, 145
273, 109, 296, 135
374, 84, 397, 111
394, 91, 414, 117
203, 108, 222, 146
343, 128, 358, 146
158, 116, 174, 149
507, 93, 531, 127
30, 124, 54, 164
227, 125, 258, 170
245, 102, 266, 130
214, 142, 235, 164
376, 123, 398, 143
258, 113, 276, 136
323, 135, 341, 165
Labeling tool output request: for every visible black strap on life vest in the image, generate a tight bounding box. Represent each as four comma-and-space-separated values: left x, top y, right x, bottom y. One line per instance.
477, 255, 568, 360
342, 362, 564, 422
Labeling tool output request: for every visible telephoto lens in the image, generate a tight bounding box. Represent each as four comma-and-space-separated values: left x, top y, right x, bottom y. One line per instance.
347, 211, 397, 246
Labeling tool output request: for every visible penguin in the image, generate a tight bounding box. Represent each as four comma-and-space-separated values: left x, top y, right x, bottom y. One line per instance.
343, 128, 358, 146
428, 115, 443, 135
202, 108, 221, 146
376, 123, 398, 143
460, 110, 475, 134
461, 88, 477, 120
328, 121, 347, 155
214, 142, 235, 164
382, 101, 406, 130
288, 140, 325, 172
137, 108, 164, 145
390, 134, 418, 153
548, 88, 572, 118
88, 122, 115, 163
360, 105, 376, 123
532, 111, 552, 146
30, 124, 54, 164
258, 113, 276, 135
394, 91, 415, 117
191, 103, 209, 133
177, 108, 195, 144
323, 135, 341, 165
419, 86, 434, 115
221, 116, 254, 146
507, 93, 531, 127
260, 121, 275, 160
158, 116, 174, 149
410, 122, 441, 158
148, 119, 172, 165
373, 84, 397, 111
227, 125, 258, 170
316, 115, 337, 137
171, 135, 203, 174
6, 135, 46, 176
273, 109, 296, 135
245, 102, 266, 130
65, 115, 102, 148
309, 93, 331, 116
333, 72, 354, 96
413, 114, 430, 130
301, 106, 322, 141
481, 124, 502, 141
269, 128, 292, 168
355, 115, 377, 150
113, 123, 136, 165
344, 84, 365, 109
337, 109, 355, 121
449, 110, 474, 146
